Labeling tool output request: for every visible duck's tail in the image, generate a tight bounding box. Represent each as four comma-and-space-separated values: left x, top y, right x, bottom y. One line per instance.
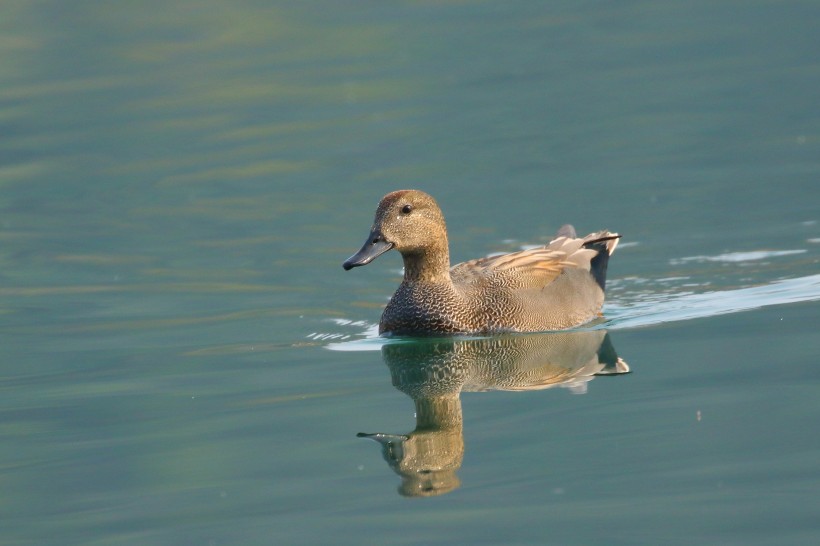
581, 229, 621, 291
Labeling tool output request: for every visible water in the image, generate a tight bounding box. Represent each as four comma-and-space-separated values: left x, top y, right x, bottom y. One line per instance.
2, 1, 819, 544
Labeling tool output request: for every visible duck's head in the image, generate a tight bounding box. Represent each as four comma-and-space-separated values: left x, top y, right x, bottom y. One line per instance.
343, 190, 448, 271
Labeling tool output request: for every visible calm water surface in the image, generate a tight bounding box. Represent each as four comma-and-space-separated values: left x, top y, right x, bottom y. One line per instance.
2, 1, 819, 545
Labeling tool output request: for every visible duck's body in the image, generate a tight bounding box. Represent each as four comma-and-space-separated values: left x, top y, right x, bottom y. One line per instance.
343, 190, 619, 336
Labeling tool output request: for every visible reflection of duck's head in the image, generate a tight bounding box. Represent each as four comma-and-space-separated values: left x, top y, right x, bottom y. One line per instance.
359, 396, 463, 497
359, 331, 629, 497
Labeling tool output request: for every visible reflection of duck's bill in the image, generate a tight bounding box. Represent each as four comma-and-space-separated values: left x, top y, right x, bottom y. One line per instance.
356, 432, 409, 442
357, 432, 409, 464
594, 357, 630, 375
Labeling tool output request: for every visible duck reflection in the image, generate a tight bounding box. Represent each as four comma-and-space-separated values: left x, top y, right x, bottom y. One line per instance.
358, 330, 630, 497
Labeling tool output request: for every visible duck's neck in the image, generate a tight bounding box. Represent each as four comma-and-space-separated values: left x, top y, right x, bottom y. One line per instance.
401, 241, 451, 283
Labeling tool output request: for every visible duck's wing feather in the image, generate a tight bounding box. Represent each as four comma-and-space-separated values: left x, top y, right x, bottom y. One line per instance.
451, 231, 619, 290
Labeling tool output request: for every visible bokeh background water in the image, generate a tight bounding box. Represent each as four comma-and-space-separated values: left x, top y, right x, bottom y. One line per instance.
2, 1, 819, 544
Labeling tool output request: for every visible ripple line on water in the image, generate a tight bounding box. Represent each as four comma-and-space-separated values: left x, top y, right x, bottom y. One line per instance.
604, 274, 820, 329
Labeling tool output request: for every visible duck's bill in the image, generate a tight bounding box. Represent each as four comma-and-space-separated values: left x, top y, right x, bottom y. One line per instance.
342, 233, 394, 270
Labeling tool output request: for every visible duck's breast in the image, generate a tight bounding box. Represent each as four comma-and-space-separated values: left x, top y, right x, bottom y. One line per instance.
380, 282, 478, 335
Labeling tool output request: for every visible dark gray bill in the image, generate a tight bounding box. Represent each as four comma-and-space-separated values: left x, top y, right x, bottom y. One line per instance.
342, 231, 394, 270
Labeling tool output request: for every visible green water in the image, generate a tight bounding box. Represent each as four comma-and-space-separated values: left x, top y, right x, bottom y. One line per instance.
2, 1, 819, 544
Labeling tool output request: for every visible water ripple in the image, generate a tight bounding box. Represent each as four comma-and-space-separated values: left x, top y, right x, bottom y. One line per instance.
670, 249, 807, 265
604, 274, 820, 329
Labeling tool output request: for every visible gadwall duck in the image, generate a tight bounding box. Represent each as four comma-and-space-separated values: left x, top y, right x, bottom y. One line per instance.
343, 190, 620, 335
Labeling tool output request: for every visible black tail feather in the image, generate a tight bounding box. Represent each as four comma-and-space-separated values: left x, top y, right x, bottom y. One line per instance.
584, 235, 621, 291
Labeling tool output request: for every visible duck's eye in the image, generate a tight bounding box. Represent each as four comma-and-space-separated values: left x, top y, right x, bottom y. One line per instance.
401, 204, 413, 214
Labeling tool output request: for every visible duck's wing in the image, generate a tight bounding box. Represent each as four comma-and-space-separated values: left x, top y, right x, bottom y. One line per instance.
451, 231, 619, 290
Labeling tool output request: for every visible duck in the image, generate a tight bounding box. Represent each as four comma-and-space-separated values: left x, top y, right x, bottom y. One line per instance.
343, 190, 620, 336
